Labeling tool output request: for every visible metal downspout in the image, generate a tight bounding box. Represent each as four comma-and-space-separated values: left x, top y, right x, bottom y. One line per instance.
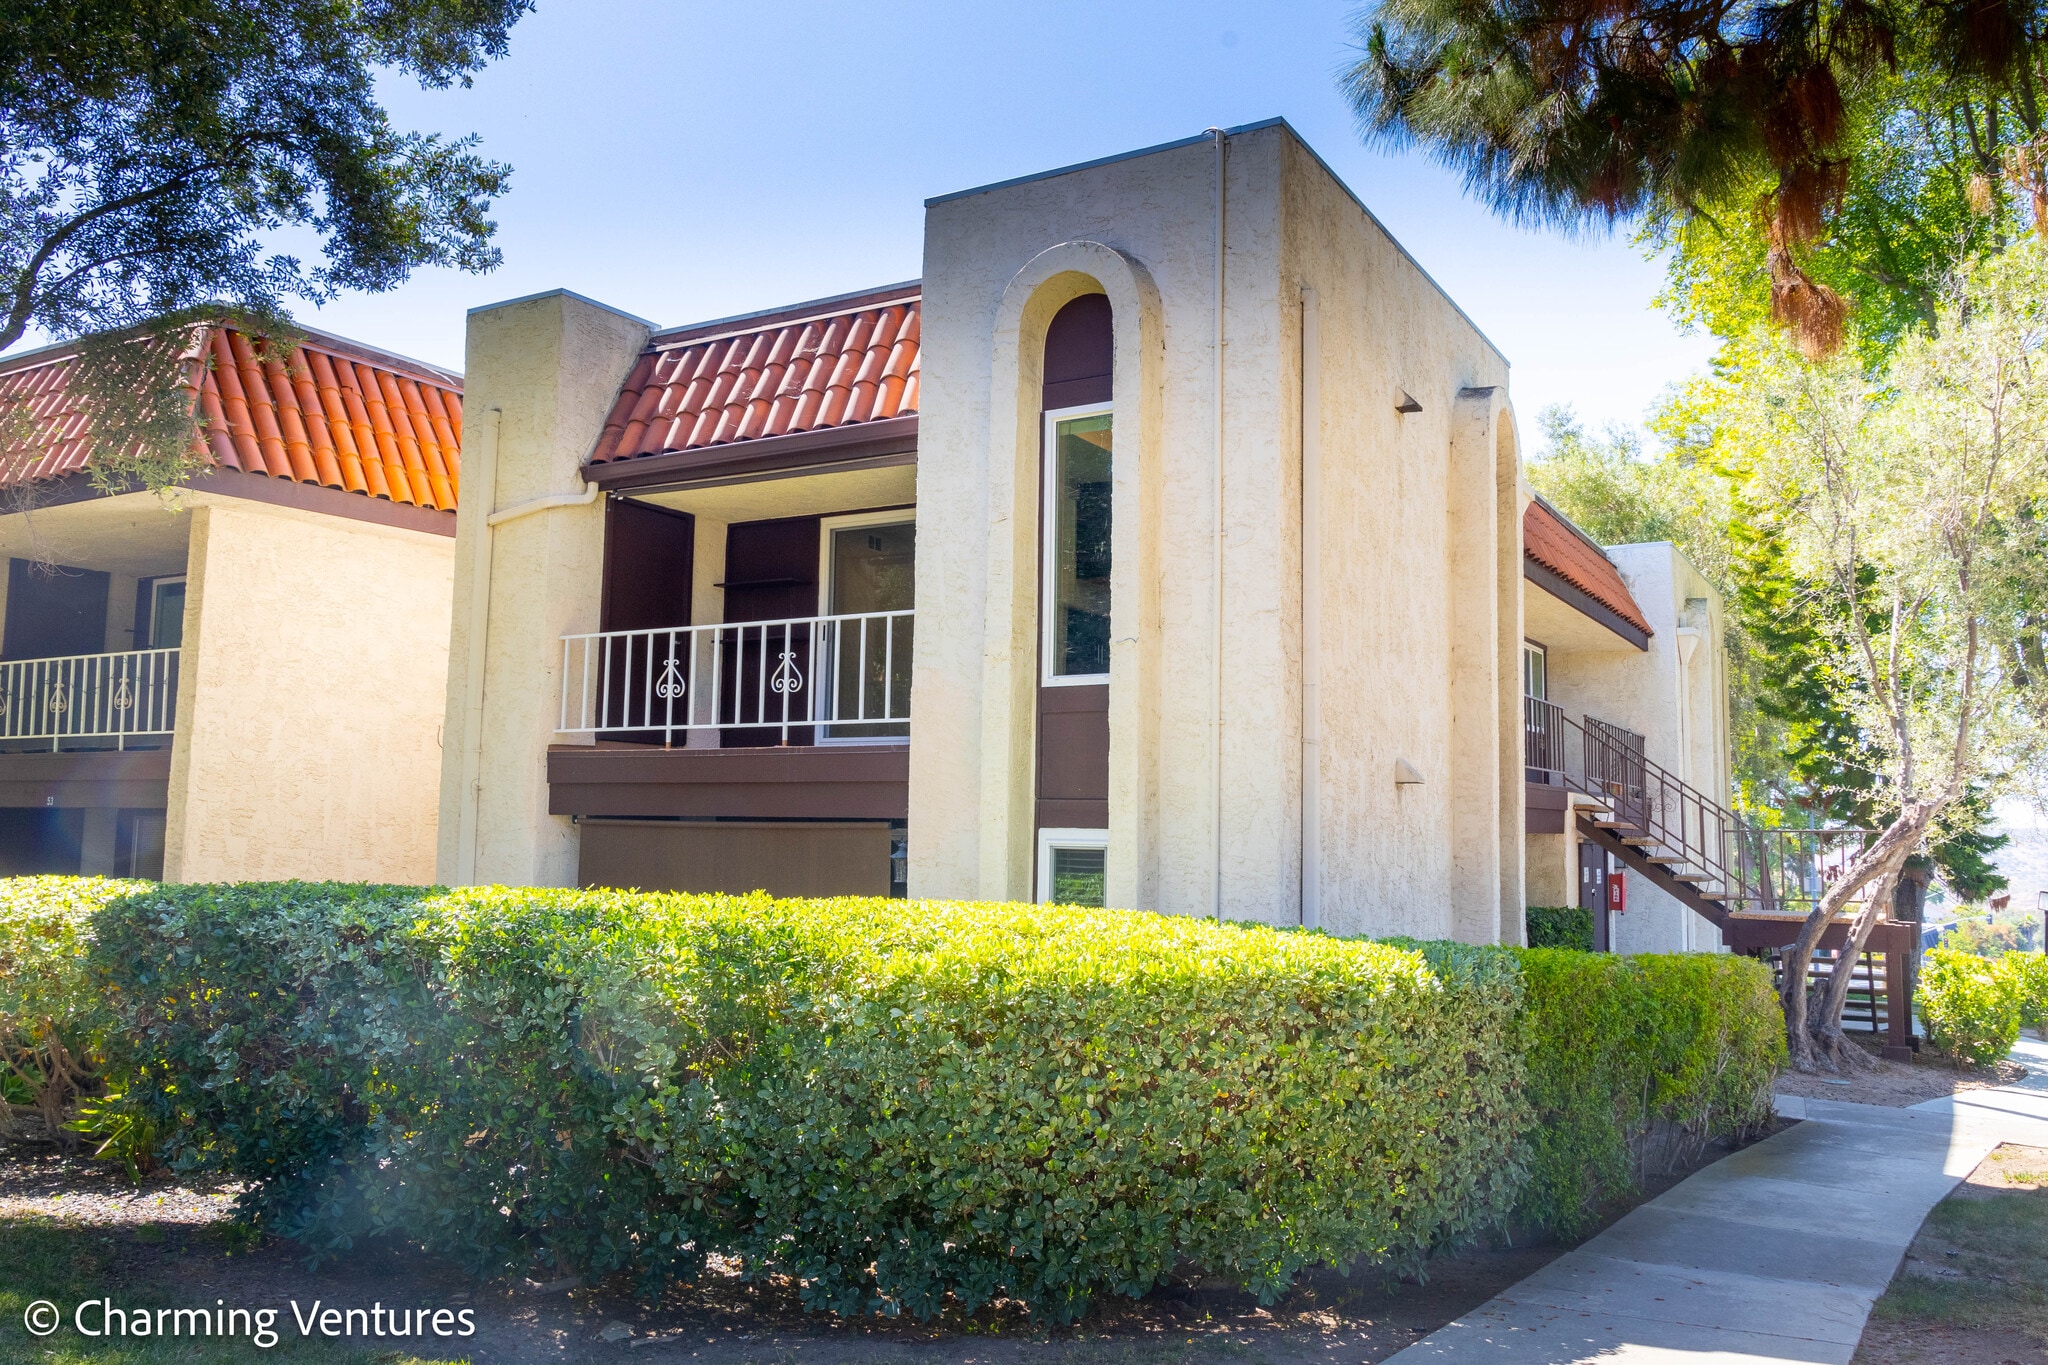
1209, 126, 1227, 922
1300, 286, 1321, 930
455, 406, 501, 885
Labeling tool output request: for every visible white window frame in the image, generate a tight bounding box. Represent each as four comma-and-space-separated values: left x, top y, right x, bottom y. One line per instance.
1041, 402, 1114, 687
1522, 639, 1548, 700
1037, 826, 1109, 906
815, 509, 915, 746
148, 576, 189, 650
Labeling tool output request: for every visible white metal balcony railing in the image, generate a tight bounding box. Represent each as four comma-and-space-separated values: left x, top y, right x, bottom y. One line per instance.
559, 611, 912, 744
0, 648, 180, 749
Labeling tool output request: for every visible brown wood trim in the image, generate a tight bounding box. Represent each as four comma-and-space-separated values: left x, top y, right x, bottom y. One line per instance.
1524, 557, 1651, 651
0, 467, 458, 536
584, 417, 919, 492
0, 748, 172, 808
1036, 799, 1109, 828
1720, 914, 1915, 955
190, 468, 457, 535
1525, 780, 1568, 834
548, 742, 908, 819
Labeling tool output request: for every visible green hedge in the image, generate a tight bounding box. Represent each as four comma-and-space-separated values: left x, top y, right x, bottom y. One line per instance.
2003, 952, 2048, 1037
1525, 905, 1595, 950
0, 877, 148, 1140
6, 879, 1785, 1320
1509, 948, 1782, 1236
1919, 947, 2036, 1064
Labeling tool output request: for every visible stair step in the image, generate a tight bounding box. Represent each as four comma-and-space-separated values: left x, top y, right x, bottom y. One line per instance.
1670, 873, 1712, 883
1646, 855, 1686, 865
1592, 819, 1639, 830
1622, 837, 1658, 846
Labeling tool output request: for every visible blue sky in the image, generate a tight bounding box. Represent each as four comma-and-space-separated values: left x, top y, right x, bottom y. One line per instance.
295, 0, 1719, 445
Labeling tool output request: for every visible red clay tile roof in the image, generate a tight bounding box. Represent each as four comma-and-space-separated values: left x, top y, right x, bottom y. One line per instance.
1524, 498, 1653, 638
0, 325, 462, 511
592, 286, 919, 466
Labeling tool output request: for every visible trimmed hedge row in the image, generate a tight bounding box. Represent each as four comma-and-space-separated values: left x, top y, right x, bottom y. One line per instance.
1510, 948, 1783, 1236
4, 877, 1784, 1319
1919, 946, 2048, 1064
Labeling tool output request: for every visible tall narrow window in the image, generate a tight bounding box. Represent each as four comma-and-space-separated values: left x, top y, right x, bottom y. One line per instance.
1522, 641, 1547, 699
1044, 408, 1112, 681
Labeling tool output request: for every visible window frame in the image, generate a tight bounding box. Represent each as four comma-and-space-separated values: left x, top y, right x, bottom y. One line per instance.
1522, 639, 1548, 700
814, 509, 915, 747
1040, 402, 1115, 687
1036, 826, 1109, 906
148, 576, 189, 651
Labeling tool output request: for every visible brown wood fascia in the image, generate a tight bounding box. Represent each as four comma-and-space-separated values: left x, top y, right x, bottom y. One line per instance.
583, 416, 918, 492
0, 747, 172, 808
547, 742, 908, 819
1, 468, 457, 537
1525, 780, 1569, 834
1719, 913, 1914, 955
1524, 557, 1652, 651
188, 468, 457, 535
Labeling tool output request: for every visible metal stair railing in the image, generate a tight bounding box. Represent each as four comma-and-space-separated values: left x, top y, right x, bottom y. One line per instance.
1526, 700, 1874, 919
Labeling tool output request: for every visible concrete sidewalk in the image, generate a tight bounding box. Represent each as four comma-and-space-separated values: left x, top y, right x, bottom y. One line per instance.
1384, 1036, 2048, 1364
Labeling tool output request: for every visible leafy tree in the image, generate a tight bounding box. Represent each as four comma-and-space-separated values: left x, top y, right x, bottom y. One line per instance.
0, 0, 526, 488
1344, 0, 2048, 355
1941, 910, 2039, 956
1527, 408, 1792, 804
1685, 244, 2048, 1071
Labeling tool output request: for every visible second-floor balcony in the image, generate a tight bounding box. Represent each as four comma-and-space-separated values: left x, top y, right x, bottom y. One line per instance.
0, 647, 181, 752
558, 610, 912, 747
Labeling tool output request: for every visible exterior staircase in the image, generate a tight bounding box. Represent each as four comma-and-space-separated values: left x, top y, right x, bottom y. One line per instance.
1524, 697, 1862, 930
1527, 697, 1912, 1058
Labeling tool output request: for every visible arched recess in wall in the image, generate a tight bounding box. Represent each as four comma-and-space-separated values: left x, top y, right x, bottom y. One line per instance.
975, 243, 1162, 910
1034, 294, 1115, 906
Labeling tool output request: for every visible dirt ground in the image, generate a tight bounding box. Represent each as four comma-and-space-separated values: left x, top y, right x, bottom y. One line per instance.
1773, 1032, 2034, 1107
0, 1126, 1784, 1365
1853, 1143, 2048, 1365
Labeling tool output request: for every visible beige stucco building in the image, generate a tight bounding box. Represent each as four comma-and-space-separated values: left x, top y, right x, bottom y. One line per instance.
0, 323, 459, 881
439, 119, 1738, 950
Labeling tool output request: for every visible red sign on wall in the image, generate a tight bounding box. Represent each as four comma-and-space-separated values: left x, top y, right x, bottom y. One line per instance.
1608, 872, 1627, 914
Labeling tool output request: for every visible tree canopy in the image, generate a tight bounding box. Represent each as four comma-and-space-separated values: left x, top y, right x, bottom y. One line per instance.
1345, 0, 2048, 354
0, 0, 529, 356
1683, 245, 2048, 1067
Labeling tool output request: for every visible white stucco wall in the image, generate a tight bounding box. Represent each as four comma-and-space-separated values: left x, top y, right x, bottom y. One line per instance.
435, 291, 650, 888
165, 496, 454, 882
911, 121, 1517, 938
1537, 541, 1731, 953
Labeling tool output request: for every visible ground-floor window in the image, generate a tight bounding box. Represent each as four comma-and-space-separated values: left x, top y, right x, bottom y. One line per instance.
1037, 827, 1107, 907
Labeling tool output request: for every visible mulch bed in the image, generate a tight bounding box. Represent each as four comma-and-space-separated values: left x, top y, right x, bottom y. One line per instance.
0, 1120, 1786, 1365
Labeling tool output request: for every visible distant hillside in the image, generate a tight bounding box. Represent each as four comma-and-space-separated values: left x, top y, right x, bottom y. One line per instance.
1989, 824, 2048, 915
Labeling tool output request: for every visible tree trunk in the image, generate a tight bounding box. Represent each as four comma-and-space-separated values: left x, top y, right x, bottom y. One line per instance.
1779, 805, 1931, 1072
1808, 867, 1903, 1071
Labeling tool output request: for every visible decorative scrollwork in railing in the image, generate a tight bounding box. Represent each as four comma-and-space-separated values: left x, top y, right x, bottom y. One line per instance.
0, 648, 179, 750
559, 611, 912, 746
654, 656, 685, 701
